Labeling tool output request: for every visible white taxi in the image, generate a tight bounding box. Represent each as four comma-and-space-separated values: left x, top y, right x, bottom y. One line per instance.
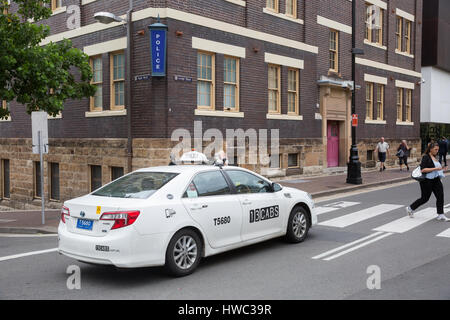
58, 157, 317, 276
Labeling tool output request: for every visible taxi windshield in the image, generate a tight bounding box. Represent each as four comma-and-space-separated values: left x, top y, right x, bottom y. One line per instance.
92, 172, 179, 199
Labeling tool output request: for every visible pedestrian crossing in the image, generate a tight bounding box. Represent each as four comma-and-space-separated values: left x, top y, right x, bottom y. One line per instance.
319, 204, 403, 228
312, 202, 450, 261
374, 207, 450, 233
314, 201, 360, 216
436, 228, 450, 238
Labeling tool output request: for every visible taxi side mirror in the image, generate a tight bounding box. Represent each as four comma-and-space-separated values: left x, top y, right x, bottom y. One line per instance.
272, 183, 282, 192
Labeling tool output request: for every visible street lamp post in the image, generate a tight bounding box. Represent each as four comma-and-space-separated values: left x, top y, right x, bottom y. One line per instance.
94, 0, 134, 174
346, 0, 363, 184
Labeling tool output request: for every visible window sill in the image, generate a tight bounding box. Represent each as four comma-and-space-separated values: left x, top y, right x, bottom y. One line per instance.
263, 8, 304, 25
395, 49, 414, 59
365, 119, 386, 125
81, 0, 97, 5
85, 109, 127, 117
223, 0, 246, 7
195, 109, 244, 118
266, 114, 303, 121
364, 39, 387, 51
396, 121, 414, 126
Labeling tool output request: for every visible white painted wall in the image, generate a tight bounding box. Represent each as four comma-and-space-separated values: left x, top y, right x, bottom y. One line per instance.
421, 66, 450, 123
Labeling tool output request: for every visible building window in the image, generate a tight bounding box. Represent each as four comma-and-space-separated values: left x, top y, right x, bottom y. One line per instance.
287, 68, 299, 115
90, 56, 103, 111
365, 82, 374, 120
1, 159, 10, 199
406, 89, 412, 122
224, 56, 239, 112
50, 163, 60, 201
1, 100, 10, 120
269, 154, 282, 169
367, 150, 374, 161
34, 161, 42, 199
90, 165, 102, 192
288, 153, 299, 168
405, 20, 412, 54
376, 85, 384, 120
329, 30, 339, 72
266, 0, 278, 12
286, 0, 296, 18
396, 17, 403, 51
365, 3, 373, 42
197, 51, 215, 110
51, 0, 62, 11
3, 0, 9, 15
268, 64, 280, 114
374, 9, 383, 45
110, 51, 125, 110
111, 166, 124, 181
365, 4, 383, 45
397, 88, 403, 122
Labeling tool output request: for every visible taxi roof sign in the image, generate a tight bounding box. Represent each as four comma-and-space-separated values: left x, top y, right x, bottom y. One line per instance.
179, 151, 209, 164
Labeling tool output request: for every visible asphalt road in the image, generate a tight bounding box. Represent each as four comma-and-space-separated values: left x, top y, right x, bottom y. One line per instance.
1, 178, 450, 300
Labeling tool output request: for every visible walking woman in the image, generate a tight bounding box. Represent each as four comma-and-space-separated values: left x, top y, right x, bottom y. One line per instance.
406, 143, 449, 221
397, 140, 411, 171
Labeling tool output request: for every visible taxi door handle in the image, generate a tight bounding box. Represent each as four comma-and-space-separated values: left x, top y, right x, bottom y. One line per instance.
242, 200, 252, 205
190, 204, 208, 210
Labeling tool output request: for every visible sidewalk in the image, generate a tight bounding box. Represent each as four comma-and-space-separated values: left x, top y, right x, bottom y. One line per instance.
0, 165, 441, 235
279, 166, 421, 198
0, 210, 60, 234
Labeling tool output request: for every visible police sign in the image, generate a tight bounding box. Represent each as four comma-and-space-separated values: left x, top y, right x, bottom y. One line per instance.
149, 19, 168, 77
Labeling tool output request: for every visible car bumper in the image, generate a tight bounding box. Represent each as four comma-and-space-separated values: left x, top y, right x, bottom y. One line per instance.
58, 223, 170, 268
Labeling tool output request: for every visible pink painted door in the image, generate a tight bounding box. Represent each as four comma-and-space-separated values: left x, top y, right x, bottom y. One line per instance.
327, 121, 339, 167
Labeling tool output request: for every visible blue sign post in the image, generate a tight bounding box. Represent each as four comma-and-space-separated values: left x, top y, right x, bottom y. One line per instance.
149, 19, 168, 77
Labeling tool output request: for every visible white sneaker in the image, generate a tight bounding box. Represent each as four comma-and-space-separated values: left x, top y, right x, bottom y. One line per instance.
406, 206, 414, 218
437, 214, 450, 222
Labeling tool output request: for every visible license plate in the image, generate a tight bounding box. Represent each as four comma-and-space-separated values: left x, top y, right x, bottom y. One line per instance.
77, 219, 93, 231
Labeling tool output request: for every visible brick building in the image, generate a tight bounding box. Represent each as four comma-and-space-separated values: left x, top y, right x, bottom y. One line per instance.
420, 0, 450, 151
0, 0, 423, 209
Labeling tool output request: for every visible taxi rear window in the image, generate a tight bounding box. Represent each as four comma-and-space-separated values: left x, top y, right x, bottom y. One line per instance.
92, 172, 178, 199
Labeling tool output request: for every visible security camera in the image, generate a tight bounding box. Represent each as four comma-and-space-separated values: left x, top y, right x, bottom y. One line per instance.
417, 78, 426, 85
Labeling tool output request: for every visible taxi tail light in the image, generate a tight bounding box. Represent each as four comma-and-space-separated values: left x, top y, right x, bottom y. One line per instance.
61, 206, 70, 223
100, 211, 141, 230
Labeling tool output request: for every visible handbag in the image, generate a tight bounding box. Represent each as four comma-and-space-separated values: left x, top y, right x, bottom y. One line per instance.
396, 149, 404, 158
411, 166, 425, 182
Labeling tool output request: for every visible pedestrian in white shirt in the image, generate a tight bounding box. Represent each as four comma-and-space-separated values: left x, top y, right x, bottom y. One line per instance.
375, 137, 390, 172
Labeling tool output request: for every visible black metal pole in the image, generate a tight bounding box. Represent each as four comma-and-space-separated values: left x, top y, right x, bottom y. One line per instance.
346, 0, 362, 184
126, 0, 133, 174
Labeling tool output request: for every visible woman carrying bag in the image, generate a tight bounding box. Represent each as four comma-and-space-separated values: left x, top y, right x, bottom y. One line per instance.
397, 140, 411, 171
406, 143, 449, 221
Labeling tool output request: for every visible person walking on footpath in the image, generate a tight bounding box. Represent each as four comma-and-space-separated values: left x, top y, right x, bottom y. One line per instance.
406, 143, 450, 221
375, 137, 390, 172
397, 140, 411, 171
438, 136, 448, 167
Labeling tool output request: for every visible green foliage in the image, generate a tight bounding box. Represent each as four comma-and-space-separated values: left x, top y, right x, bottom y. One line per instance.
0, 0, 96, 119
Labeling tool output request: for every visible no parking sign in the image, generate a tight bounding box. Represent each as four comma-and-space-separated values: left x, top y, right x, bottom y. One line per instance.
352, 114, 358, 127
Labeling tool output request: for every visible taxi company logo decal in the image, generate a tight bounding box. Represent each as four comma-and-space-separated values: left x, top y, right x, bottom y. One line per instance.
250, 205, 279, 223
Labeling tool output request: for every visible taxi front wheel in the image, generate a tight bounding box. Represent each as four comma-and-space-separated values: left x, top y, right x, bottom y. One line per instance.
285, 206, 310, 243
165, 229, 203, 277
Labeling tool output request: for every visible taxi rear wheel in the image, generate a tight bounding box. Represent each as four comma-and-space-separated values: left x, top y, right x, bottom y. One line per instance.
285, 206, 310, 243
165, 229, 202, 277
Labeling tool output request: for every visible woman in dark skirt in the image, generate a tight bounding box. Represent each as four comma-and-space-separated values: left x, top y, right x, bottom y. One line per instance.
397, 140, 411, 171
406, 143, 449, 221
